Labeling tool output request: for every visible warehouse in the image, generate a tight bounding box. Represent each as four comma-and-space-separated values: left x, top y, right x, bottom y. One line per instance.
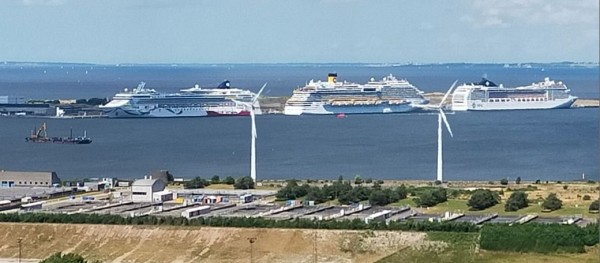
131, 179, 166, 203
0, 170, 61, 188
0, 103, 51, 116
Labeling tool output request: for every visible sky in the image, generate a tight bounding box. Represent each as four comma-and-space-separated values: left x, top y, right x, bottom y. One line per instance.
0, 0, 598, 64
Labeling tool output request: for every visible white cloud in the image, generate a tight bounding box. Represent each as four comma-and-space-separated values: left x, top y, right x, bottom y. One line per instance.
463, 0, 599, 28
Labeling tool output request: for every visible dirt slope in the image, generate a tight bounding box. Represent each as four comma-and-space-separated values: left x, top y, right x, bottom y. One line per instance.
0, 223, 432, 263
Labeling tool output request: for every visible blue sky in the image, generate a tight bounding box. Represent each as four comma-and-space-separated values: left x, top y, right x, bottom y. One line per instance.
0, 0, 598, 63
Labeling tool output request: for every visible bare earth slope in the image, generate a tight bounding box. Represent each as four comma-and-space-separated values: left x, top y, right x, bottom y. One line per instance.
0, 223, 433, 263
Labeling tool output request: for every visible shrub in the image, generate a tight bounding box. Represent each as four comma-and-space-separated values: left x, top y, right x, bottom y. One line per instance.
500, 178, 509, 185
589, 200, 599, 212
505, 191, 528, 211
184, 177, 210, 189
582, 195, 591, 201
415, 188, 447, 207
365, 178, 373, 184
467, 189, 500, 210
223, 176, 235, 185
562, 185, 568, 190
535, 179, 541, 184
368, 190, 390, 206
40, 252, 100, 263
542, 193, 563, 211
234, 176, 255, 190
515, 176, 521, 185
480, 223, 590, 253
354, 175, 363, 185
210, 175, 220, 184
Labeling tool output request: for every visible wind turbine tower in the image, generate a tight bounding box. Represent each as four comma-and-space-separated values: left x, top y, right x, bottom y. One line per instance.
235, 83, 267, 182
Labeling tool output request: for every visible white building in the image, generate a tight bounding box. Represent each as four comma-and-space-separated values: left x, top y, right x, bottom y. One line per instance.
152, 190, 173, 203
131, 179, 166, 203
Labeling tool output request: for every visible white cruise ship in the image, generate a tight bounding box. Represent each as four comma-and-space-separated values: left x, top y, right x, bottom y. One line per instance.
283, 73, 427, 115
100, 81, 261, 118
451, 77, 577, 111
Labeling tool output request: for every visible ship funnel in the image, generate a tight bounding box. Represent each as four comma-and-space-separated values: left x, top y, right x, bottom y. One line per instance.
327, 73, 337, 84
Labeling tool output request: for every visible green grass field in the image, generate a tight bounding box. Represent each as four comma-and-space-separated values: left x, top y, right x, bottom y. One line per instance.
377, 232, 599, 263
390, 196, 596, 219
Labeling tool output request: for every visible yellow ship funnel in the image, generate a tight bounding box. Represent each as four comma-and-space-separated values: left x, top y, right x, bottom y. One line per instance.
327, 73, 337, 84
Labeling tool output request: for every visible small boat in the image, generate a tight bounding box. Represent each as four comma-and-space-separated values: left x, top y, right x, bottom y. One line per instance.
336, 113, 346, 119
26, 123, 92, 144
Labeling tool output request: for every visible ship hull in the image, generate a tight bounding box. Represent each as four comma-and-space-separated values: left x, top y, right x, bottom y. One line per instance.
284, 103, 413, 115
103, 107, 208, 118
453, 97, 576, 111
102, 106, 255, 118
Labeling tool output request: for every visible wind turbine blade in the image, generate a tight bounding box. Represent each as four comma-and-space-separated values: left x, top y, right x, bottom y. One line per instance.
438, 80, 458, 108
252, 83, 268, 103
250, 109, 257, 139
439, 109, 453, 137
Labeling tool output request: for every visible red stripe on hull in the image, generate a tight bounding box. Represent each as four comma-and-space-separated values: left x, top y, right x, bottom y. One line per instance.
206, 111, 251, 117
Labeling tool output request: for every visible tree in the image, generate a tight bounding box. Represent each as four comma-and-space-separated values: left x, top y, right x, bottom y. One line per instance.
223, 176, 235, 185
583, 195, 591, 201
500, 178, 509, 185
166, 171, 174, 182
234, 176, 255, 190
505, 191, 528, 211
365, 178, 373, 184
210, 175, 220, 184
589, 200, 599, 212
304, 187, 327, 203
368, 190, 390, 206
515, 176, 521, 185
542, 193, 563, 211
467, 189, 500, 210
184, 177, 209, 189
415, 188, 447, 207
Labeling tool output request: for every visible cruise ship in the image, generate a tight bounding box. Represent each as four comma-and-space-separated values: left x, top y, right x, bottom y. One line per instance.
100, 81, 261, 118
451, 77, 577, 111
283, 73, 427, 115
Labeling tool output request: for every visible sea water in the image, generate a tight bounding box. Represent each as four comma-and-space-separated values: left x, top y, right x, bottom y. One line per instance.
0, 63, 597, 181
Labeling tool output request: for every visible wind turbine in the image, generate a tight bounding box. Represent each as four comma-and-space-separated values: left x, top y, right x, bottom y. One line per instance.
415, 80, 457, 182
234, 83, 267, 182
434, 81, 457, 182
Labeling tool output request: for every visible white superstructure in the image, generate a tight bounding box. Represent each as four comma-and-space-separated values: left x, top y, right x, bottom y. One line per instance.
284, 73, 425, 115
451, 78, 577, 111
100, 81, 261, 118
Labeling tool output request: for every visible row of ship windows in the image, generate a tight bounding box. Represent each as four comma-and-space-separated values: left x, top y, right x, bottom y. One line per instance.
0, 181, 48, 185
488, 98, 546, 102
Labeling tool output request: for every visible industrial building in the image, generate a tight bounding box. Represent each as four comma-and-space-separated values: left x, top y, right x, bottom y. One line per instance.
131, 179, 166, 203
147, 170, 172, 185
0, 170, 61, 188
0, 97, 52, 116
0, 96, 25, 104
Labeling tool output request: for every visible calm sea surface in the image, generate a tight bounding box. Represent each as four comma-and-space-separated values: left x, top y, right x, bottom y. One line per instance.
0, 64, 598, 181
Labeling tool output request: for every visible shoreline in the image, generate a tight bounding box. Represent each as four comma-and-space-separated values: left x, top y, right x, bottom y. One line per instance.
1, 94, 597, 118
